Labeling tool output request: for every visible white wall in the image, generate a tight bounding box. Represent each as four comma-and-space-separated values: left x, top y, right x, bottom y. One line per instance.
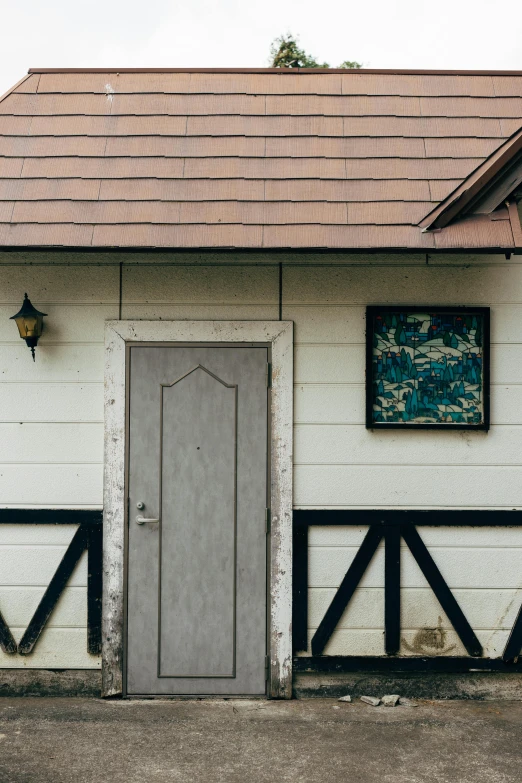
0, 264, 116, 667
0, 255, 520, 666
286, 258, 522, 657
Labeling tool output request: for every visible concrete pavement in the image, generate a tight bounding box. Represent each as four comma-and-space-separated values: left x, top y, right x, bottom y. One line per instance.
0, 697, 520, 782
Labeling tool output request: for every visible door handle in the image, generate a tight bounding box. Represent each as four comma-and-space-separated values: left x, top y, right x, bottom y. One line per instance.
135, 516, 160, 525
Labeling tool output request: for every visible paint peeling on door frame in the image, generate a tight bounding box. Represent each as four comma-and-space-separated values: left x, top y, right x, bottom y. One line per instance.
103, 320, 293, 699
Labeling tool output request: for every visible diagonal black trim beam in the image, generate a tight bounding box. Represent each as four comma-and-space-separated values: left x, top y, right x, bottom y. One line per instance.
18, 526, 89, 655
311, 525, 383, 656
503, 603, 522, 663
87, 524, 103, 656
402, 525, 483, 658
0, 609, 17, 654
384, 525, 401, 655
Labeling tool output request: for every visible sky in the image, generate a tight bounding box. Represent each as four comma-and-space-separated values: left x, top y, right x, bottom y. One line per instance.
2, 0, 522, 96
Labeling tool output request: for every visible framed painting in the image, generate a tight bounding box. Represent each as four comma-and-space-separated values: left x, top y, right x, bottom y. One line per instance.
366, 306, 490, 430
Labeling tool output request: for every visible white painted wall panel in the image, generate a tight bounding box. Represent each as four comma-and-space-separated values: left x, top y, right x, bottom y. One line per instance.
296, 465, 522, 508
295, 383, 522, 425
309, 545, 522, 589
299, 629, 510, 658
0, 345, 104, 382
295, 424, 522, 465
122, 264, 279, 305
0, 383, 103, 422
0, 586, 87, 627
0, 465, 102, 506
0, 423, 103, 463
284, 263, 522, 305
0, 547, 87, 586
308, 588, 521, 630
0, 265, 118, 303
0, 628, 100, 669
309, 525, 522, 548
0, 524, 78, 546
122, 304, 279, 320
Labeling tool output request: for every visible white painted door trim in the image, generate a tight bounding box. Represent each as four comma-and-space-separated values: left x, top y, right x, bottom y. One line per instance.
103, 320, 293, 699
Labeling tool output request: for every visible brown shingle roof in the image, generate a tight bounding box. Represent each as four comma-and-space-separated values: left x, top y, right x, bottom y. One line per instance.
0, 68, 521, 250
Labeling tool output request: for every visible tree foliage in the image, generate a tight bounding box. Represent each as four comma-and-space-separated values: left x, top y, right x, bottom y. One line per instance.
270, 34, 362, 69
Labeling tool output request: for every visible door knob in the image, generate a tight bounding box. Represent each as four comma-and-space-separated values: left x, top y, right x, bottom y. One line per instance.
136, 516, 160, 525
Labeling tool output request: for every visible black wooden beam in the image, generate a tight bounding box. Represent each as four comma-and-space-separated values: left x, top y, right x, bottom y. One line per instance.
384, 525, 401, 655
293, 656, 522, 673
503, 603, 522, 663
0, 609, 17, 654
87, 524, 103, 656
18, 526, 89, 655
401, 525, 483, 658
311, 525, 383, 656
0, 509, 102, 525
292, 523, 308, 653
293, 509, 522, 526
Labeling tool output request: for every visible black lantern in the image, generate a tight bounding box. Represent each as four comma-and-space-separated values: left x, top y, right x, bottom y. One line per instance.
10, 293, 47, 361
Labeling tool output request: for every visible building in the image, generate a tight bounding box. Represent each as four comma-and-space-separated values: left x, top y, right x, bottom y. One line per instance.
0, 67, 521, 698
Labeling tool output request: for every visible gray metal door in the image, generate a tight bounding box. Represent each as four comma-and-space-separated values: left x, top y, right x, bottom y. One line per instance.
126, 345, 269, 696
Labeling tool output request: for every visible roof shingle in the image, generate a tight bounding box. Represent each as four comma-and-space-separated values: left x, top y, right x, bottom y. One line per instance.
0, 68, 521, 250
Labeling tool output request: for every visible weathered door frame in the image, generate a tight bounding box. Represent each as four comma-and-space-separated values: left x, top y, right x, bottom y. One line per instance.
103, 320, 293, 699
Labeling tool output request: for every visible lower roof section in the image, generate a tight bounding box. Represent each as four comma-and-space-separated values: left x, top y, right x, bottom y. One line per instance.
0, 214, 519, 251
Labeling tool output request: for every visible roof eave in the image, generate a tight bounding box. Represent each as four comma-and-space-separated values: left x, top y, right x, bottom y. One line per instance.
0, 243, 520, 254
27, 67, 522, 76
420, 125, 522, 231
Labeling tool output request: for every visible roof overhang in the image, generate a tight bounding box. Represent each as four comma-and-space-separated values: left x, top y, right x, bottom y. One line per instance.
420, 125, 522, 241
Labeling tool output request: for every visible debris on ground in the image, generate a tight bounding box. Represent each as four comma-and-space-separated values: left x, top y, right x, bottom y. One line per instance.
398, 697, 418, 708
360, 696, 381, 706
338, 695, 352, 703
382, 695, 400, 707
332, 706, 341, 710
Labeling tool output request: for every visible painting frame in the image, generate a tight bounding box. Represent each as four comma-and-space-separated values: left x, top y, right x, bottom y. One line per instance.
365, 306, 490, 431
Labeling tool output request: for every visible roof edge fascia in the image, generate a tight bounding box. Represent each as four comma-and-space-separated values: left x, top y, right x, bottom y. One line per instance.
27, 67, 522, 76
420, 125, 522, 231
0, 73, 33, 106
0, 245, 520, 255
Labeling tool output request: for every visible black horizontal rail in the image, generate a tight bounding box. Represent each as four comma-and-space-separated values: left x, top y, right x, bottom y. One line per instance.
294, 656, 522, 673
0, 509, 102, 525
294, 509, 522, 527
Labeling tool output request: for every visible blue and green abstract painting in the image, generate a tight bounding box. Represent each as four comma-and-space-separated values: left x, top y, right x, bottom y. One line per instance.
370, 309, 485, 425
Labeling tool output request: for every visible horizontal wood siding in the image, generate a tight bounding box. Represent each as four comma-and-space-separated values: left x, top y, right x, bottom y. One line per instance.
287, 260, 522, 657
0, 255, 521, 664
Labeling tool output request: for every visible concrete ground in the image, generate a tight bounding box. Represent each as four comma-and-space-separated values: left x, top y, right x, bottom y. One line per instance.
0, 698, 521, 783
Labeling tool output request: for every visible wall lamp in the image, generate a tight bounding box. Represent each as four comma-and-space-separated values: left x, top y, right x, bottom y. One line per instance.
10, 293, 47, 361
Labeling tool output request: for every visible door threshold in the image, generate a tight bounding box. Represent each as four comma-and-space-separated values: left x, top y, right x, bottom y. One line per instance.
124, 694, 269, 700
